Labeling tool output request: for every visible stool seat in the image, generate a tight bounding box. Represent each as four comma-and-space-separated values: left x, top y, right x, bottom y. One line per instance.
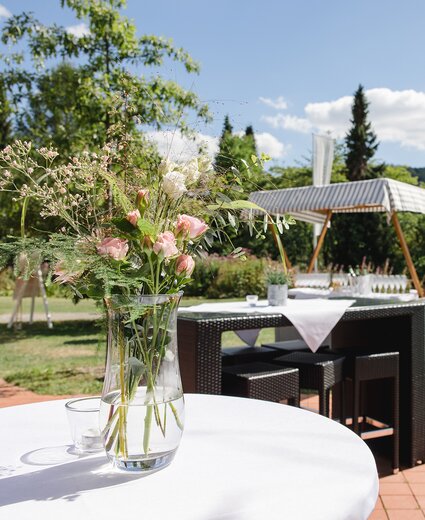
222, 362, 299, 406
272, 352, 345, 417
221, 346, 280, 367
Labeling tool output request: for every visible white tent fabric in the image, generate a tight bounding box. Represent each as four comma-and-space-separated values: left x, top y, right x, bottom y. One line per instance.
249, 178, 425, 224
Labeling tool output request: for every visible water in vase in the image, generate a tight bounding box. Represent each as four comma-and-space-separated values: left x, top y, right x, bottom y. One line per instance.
100, 387, 185, 472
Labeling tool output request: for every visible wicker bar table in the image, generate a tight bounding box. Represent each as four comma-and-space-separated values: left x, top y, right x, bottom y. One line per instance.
178, 299, 425, 467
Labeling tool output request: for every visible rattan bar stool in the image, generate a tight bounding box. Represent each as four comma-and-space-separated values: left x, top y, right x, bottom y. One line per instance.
222, 345, 280, 367
272, 352, 345, 417
345, 351, 399, 472
222, 362, 299, 406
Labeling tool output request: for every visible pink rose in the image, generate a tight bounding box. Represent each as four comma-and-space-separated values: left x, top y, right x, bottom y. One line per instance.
176, 255, 195, 276
136, 189, 149, 210
126, 209, 140, 227
175, 215, 208, 239
153, 231, 178, 258
97, 237, 129, 261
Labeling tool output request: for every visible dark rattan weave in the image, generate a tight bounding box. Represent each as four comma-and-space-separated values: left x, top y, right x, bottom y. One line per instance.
178, 301, 425, 466
222, 362, 299, 406
346, 351, 400, 472
271, 352, 345, 417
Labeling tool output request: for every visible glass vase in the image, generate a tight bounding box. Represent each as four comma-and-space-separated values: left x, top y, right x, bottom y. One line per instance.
100, 292, 184, 472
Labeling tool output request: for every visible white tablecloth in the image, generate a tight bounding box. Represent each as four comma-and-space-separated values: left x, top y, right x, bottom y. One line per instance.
289, 287, 419, 302
183, 299, 354, 352
0, 395, 378, 520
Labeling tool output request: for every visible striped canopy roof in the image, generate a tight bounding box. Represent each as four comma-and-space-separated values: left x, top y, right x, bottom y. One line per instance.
249, 178, 425, 224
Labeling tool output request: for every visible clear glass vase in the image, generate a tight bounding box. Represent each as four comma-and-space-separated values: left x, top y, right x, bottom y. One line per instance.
100, 292, 184, 472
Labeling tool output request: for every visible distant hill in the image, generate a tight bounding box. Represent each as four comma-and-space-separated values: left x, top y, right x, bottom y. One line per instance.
408, 167, 425, 183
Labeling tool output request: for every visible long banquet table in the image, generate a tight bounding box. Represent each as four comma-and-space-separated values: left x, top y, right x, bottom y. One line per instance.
178, 299, 425, 467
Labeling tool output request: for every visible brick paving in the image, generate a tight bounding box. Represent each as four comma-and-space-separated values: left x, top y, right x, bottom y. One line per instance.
2, 382, 425, 518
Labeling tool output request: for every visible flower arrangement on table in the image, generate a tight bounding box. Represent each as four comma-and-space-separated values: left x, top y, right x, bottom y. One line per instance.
0, 117, 291, 469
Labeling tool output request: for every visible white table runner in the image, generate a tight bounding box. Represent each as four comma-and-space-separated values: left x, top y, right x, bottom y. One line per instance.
182, 299, 354, 352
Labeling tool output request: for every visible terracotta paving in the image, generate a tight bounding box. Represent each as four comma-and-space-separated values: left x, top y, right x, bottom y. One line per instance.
2, 382, 425, 518
0, 378, 84, 408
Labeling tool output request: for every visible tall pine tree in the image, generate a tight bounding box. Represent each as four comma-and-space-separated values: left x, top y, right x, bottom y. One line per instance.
214, 116, 260, 176
345, 85, 383, 181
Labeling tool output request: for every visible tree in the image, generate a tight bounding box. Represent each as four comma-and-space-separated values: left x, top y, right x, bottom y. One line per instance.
0, 77, 12, 149
1, 0, 210, 150
345, 84, 383, 181
17, 63, 89, 155
214, 116, 261, 177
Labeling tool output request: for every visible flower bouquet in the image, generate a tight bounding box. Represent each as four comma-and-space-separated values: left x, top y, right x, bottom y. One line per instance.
0, 124, 286, 471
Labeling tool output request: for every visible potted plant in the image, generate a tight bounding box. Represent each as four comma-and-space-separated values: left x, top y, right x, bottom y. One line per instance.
266, 267, 291, 306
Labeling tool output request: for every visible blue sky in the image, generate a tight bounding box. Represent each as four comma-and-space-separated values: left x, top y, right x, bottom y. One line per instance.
2, 0, 425, 167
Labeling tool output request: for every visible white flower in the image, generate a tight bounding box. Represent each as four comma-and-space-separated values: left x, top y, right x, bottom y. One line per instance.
158, 158, 178, 177
198, 156, 213, 174
162, 171, 187, 200
182, 158, 200, 185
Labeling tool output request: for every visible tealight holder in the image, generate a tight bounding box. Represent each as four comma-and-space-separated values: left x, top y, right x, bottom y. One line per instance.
65, 396, 103, 453
246, 295, 259, 307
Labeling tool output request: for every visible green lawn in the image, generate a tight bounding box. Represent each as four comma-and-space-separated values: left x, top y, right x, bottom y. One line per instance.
0, 296, 99, 315
0, 296, 275, 396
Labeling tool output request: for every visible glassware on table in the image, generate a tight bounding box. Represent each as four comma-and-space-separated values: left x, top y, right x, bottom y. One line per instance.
246, 295, 259, 307
65, 396, 103, 453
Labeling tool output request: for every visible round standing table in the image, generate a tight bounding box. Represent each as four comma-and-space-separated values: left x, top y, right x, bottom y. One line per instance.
0, 394, 378, 520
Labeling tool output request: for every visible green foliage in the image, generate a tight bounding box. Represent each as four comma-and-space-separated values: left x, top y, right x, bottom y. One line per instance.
265, 266, 291, 286
345, 84, 384, 181
186, 255, 287, 298
1, 0, 209, 148
214, 115, 262, 179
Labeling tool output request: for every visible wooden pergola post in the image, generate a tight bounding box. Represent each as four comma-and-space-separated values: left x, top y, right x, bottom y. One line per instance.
391, 212, 424, 297
307, 210, 333, 273
268, 219, 292, 271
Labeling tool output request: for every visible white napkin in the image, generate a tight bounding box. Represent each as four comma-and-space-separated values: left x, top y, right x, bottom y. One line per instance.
234, 329, 260, 347
181, 299, 355, 353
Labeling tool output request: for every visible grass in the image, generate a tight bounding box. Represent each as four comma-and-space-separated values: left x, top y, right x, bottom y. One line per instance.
0, 320, 105, 395
0, 296, 275, 396
0, 296, 98, 315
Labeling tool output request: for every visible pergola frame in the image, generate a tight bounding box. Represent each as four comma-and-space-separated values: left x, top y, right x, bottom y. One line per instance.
249, 178, 425, 298
306, 210, 423, 297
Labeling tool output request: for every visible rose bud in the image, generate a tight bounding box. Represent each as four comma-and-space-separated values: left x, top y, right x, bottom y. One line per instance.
126, 209, 140, 227
136, 189, 149, 213
176, 255, 195, 276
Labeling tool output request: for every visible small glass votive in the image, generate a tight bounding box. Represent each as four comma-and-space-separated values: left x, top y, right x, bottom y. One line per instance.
246, 295, 259, 307
65, 396, 103, 453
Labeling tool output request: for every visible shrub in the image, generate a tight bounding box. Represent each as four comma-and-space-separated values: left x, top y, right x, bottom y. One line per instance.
187, 254, 286, 298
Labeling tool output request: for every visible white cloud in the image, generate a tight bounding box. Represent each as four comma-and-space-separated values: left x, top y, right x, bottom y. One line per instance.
0, 4, 11, 18
66, 23, 90, 38
262, 113, 312, 134
255, 132, 289, 159
262, 87, 425, 151
146, 130, 288, 161
145, 130, 219, 162
259, 96, 288, 110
